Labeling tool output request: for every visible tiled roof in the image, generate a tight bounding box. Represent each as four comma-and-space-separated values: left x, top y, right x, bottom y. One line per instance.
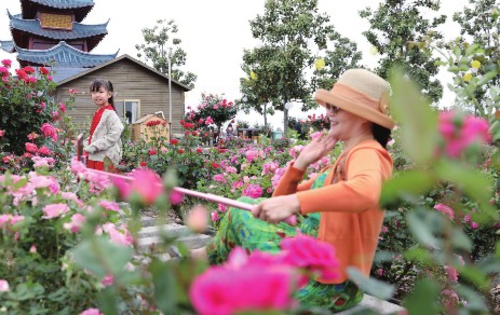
50, 67, 88, 83
9, 12, 108, 40
29, 0, 94, 9
15, 41, 118, 68
0, 40, 14, 53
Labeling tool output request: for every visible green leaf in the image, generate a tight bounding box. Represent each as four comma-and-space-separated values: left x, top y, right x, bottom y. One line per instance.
458, 265, 489, 290
476, 71, 497, 87
435, 161, 498, 223
403, 247, 433, 265
450, 226, 473, 252
389, 68, 438, 164
72, 236, 133, 278
402, 278, 440, 315
150, 258, 178, 313
407, 208, 442, 249
456, 284, 488, 310
380, 171, 436, 206
346, 267, 394, 300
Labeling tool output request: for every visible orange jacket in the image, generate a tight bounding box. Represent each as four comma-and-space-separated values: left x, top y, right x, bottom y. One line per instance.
273, 140, 393, 284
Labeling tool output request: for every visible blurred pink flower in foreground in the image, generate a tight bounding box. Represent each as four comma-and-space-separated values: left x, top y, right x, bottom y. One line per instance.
190, 235, 340, 315
113, 168, 163, 206
186, 205, 208, 233
190, 265, 297, 315
438, 111, 490, 158
0, 279, 9, 292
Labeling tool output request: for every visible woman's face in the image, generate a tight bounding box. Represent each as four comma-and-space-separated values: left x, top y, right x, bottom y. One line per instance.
325, 103, 367, 141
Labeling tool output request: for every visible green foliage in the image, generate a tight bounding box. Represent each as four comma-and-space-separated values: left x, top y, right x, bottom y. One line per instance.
312, 31, 364, 90
135, 19, 197, 89
239, 0, 335, 132
360, 0, 446, 103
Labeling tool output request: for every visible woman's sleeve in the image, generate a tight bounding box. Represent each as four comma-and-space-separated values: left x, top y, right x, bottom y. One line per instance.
297, 149, 385, 214
88, 112, 124, 152
272, 162, 317, 197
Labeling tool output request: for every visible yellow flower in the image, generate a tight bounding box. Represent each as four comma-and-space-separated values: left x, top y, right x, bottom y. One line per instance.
369, 46, 379, 55
315, 58, 325, 70
250, 70, 257, 80
463, 72, 473, 82
471, 60, 481, 69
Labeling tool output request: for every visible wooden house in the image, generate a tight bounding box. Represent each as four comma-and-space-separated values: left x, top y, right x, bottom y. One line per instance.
131, 113, 169, 141
54, 54, 191, 135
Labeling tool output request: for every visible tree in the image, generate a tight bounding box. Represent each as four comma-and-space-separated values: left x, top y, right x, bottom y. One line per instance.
184, 93, 238, 136
239, 0, 335, 134
311, 31, 364, 90
451, 0, 500, 108
360, 0, 447, 104
135, 19, 197, 89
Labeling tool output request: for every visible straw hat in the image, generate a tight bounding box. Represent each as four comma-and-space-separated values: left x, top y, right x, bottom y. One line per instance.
314, 69, 396, 129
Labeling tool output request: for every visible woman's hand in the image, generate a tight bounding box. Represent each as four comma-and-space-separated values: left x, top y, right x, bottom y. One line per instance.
294, 131, 338, 170
252, 194, 300, 224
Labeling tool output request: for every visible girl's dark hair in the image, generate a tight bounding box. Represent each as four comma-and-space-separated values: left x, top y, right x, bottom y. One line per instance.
89, 79, 116, 111
372, 123, 392, 149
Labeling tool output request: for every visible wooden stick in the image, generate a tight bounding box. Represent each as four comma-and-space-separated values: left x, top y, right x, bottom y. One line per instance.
75, 134, 297, 226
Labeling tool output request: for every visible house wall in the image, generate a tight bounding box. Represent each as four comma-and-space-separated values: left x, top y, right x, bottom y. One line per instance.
56, 58, 186, 135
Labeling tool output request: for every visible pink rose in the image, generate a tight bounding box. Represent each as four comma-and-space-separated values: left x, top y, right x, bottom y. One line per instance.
434, 203, 455, 220
169, 190, 183, 205
25, 142, 38, 153
99, 200, 120, 212
63, 213, 86, 233
280, 234, 339, 281
42, 203, 70, 219
38, 146, 51, 156
41, 123, 58, 141
0, 130, 4, 137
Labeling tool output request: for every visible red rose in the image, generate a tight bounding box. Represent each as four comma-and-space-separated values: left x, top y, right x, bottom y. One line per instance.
196, 148, 202, 154
178, 149, 184, 154
192, 131, 198, 137
185, 131, 191, 136
212, 162, 219, 168
170, 139, 179, 145
140, 161, 147, 167
149, 149, 157, 155
39, 67, 49, 75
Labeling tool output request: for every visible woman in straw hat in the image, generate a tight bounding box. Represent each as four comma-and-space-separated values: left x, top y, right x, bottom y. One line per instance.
190, 69, 395, 312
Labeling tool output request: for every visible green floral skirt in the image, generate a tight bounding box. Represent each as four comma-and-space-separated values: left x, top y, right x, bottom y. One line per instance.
206, 196, 363, 313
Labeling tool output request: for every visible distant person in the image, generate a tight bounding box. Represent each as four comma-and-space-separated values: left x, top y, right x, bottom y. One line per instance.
226, 123, 234, 137
125, 111, 132, 124
295, 121, 307, 140
84, 79, 124, 172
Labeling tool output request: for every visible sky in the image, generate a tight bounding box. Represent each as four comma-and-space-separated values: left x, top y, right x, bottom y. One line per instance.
0, 0, 471, 129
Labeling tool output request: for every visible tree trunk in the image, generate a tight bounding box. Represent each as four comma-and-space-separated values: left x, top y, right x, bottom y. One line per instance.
263, 103, 267, 129
283, 108, 288, 138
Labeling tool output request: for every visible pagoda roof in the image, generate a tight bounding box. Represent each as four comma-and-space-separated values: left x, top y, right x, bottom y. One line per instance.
15, 41, 118, 68
0, 40, 15, 53
8, 11, 108, 51
21, 0, 94, 22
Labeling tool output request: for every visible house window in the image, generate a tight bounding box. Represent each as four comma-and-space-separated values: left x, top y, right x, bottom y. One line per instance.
115, 100, 140, 124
